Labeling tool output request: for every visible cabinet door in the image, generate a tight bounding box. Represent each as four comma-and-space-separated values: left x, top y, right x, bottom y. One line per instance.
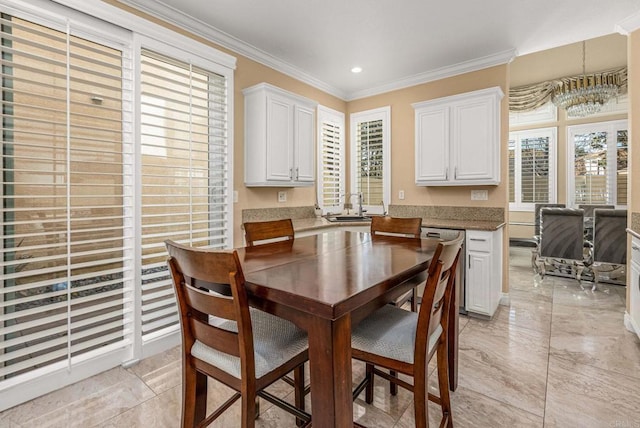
466, 251, 492, 315
415, 106, 449, 183
265, 94, 294, 182
631, 240, 640, 338
451, 96, 498, 183
294, 104, 315, 182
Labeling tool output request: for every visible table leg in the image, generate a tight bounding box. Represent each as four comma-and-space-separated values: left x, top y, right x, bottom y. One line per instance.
307, 314, 353, 427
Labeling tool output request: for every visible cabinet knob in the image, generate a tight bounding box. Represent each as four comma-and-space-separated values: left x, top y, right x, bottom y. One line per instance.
295, 167, 299, 180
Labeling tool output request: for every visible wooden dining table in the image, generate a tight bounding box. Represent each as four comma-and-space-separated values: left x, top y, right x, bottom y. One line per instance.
235, 230, 447, 427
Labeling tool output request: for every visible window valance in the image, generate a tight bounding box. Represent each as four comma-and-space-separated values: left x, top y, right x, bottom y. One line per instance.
509, 66, 627, 112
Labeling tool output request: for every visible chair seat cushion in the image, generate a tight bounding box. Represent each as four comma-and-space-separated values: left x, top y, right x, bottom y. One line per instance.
192, 308, 308, 379
351, 305, 442, 364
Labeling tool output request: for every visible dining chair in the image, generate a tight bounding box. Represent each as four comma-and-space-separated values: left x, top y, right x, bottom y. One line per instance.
578, 204, 615, 241
370, 216, 423, 312
535, 207, 587, 283
531, 203, 565, 270
590, 208, 627, 290
243, 219, 295, 246
578, 204, 615, 218
351, 233, 464, 428
165, 240, 310, 428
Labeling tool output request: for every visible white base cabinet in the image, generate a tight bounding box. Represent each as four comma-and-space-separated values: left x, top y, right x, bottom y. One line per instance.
243, 83, 317, 187
465, 228, 503, 317
629, 237, 640, 338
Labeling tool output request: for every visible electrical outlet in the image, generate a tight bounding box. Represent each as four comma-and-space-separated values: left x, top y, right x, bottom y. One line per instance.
277, 191, 287, 202
398, 190, 405, 200
471, 190, 488, 201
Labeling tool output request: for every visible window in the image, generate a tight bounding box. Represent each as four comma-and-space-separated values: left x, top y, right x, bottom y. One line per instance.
349, 107, 390, 215
1, 12, 134, 386
0, 1, 234, 410
139, 47, 231, 343
508, 128, 556, 211
317, 106, 344, 214
567, 120, 627, 207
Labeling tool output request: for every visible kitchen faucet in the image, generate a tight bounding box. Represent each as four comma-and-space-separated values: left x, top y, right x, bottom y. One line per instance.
347, 192, 364, 217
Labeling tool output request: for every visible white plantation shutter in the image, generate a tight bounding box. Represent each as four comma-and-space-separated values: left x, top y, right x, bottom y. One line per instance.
1, 15, 134, 380
350, 107, 390, 214
569, 120, 628, 207
317, 106, 344, 213
520, 136, 551, 203
508, 128, 556, 210
140, 50, 230, 341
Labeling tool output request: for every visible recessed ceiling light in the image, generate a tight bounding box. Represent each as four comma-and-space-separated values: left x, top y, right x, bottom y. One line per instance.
351, 66, 362, 74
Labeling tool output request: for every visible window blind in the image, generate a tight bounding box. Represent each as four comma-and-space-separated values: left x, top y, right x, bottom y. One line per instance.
508, 140, 515, 203
355, 119, 383, 206
140, 50, 229, 341
508, 128, 556, 210
519, 136, 550, 204
573, 131, 610, 205
1, 16, 134, 379
319, 112, 343, 212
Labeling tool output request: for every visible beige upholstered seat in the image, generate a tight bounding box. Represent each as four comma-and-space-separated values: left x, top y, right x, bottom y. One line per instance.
351, 233, 463, 428
165, 240, 310, 427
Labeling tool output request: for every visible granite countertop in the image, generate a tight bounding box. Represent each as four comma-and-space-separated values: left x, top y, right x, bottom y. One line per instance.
291, 216, 505, 233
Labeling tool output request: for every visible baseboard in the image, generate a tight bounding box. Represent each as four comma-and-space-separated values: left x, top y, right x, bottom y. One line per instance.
500, 292, 510, 306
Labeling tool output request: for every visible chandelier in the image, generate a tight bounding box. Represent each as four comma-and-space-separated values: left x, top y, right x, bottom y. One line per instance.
551, 41, 621, 117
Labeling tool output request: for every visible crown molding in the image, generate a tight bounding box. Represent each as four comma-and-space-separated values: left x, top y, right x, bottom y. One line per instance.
346, 49, 517, 101
118, 0, 516, 101
615, 11, 640, 35
117, 0, 348, 99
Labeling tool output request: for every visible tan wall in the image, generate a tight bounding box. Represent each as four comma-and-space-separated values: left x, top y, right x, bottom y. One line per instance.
627, 29, 640, 313
630, 31, 640, 215
231, 56, 346, 246
509, 34, 628, 239
347, 66, 511, 291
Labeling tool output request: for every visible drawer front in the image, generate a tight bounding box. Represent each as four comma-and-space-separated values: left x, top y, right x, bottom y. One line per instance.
467, 231, 493, 252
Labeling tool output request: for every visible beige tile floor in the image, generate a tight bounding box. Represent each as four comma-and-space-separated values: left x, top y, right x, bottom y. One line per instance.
2, 246, 640, 427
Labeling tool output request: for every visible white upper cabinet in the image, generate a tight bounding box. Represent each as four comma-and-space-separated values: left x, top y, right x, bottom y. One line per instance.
413, 86, 503, 186
243, 83, 317, 186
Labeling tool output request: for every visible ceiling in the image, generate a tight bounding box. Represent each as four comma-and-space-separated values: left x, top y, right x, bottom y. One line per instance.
121, 0, 640, 100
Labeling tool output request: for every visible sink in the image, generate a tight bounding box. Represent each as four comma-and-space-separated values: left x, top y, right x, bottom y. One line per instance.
327, 216, 371, 222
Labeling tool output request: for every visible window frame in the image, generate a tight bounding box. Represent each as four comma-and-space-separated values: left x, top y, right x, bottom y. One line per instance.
508, 127, 557, 212
349, 106, 390, 216
566, 119, 628, 208
316, 105, 345, 215
0, 0, 236, 411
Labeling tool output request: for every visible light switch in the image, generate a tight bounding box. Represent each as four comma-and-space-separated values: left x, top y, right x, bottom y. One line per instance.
278, 191, 287, 202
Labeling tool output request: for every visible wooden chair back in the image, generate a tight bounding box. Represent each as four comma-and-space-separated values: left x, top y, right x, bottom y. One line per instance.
416, 233, 464, 361
370, 216, 422, 238
244, 219, 294, 246
165, 240, 253, 370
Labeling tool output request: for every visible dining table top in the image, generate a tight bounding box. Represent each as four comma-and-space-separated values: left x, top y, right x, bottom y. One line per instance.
236, 230, 439, 321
